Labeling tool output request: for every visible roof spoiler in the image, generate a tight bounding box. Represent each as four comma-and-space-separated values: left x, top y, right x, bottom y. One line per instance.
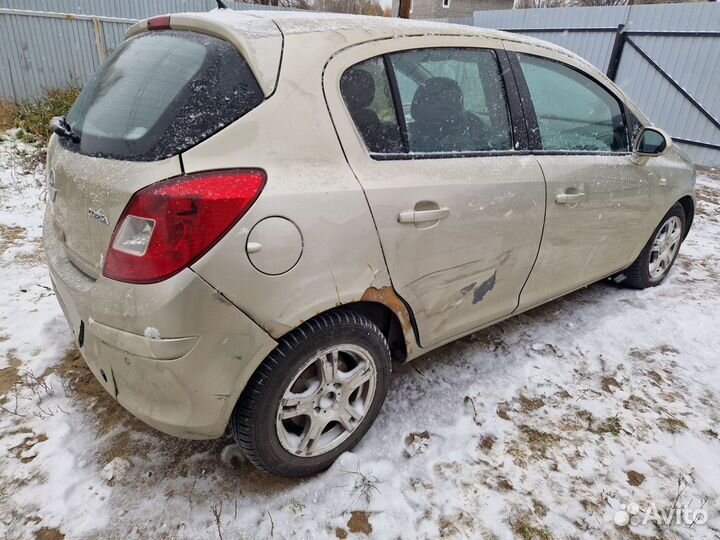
125, 11, 283, 97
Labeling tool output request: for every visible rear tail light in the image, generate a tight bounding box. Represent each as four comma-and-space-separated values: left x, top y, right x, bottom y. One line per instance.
103, 169, 265, 284
147, 16, 171, 31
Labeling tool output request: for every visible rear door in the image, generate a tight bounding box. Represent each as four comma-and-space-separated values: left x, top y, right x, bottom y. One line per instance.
504, 47, 656, 310
325, 37, 546, 348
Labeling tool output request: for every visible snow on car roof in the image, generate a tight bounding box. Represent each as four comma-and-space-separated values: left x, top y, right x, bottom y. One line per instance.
228, 10, 586, 60
205, 8, 512, 40
164, 8, 597, 79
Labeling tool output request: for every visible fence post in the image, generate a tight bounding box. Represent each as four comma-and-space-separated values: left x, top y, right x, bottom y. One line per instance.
7, 59, 18, 101
92, 17, 107, 63
606, 23, 626, 81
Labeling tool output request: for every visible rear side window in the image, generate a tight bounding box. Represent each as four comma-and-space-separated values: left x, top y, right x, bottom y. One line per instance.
390, 48, 512, 154
63, 31, 263, 161
340, 57, 404, 154
518, 54, 628, 153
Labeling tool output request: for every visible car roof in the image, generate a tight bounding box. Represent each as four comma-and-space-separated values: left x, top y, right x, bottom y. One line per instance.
200, 9, 521, 42
206, 9, 584, 63
246, 10, 507, 37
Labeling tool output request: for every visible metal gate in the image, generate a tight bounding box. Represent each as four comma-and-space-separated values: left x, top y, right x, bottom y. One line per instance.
475, 3, 720, 166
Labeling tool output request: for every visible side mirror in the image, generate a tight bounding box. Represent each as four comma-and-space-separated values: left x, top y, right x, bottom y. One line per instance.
633, 127, 670, 157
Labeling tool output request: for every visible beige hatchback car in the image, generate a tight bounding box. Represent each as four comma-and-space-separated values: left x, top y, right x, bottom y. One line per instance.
44, 10, 695, 477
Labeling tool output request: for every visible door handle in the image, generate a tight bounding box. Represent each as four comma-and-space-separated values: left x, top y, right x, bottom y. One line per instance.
555, 192, 586, 204
398, 207, 450, 224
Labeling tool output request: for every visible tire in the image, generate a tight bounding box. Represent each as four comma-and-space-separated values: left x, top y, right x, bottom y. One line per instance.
231, 310, 391, 477
624, 203, 686, 289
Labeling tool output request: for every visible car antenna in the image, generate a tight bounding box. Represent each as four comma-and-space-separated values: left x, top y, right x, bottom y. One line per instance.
216, 0, 228, 8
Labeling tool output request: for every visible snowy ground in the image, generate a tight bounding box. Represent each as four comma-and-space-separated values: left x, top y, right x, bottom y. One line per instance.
1, 132, 719, 540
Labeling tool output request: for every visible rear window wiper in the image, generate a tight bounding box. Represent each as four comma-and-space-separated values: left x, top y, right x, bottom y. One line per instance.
50, 116, 81, 143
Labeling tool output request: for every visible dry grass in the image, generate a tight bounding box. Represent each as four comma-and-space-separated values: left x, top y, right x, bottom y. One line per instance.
519, 425, 560, 457
0, 356, 22, 404
658, 417, 688, 434
2, 87, 79, 144
0, 100, 18, 132
512, 513, 553, 540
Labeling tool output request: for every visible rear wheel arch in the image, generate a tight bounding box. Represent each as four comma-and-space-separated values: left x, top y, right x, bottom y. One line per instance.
227, 299, 413, 442
270, 301, 410, 364
231, 308, 393, 476
340, 301, 409, 363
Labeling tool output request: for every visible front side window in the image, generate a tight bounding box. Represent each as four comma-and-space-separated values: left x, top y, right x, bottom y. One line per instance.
518, 54, 628, 153
390, 48, 512, 153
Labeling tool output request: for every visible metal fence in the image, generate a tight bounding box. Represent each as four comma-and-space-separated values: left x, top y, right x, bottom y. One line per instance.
0, 2, 293, 102
1, 2, 718, 165
474, 3, 720, 166
1, 9, 132, 100
0, 0, 287, 18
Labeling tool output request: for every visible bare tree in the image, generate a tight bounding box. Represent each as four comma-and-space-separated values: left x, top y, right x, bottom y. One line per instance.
514, 0, 576, 7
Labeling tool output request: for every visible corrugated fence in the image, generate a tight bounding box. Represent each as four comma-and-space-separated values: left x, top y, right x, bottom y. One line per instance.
1, 9, 133, 100
0, 2, 292, 102
1, 2, 718, 165
0, 0, 286, 18
475, 3, 720, 166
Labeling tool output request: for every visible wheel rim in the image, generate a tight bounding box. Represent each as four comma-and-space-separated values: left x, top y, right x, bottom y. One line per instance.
649, 216, 682, 280
276, 344, 377, 458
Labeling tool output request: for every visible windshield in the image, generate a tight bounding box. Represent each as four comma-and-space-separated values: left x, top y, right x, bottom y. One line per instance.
64, 30, 263, 161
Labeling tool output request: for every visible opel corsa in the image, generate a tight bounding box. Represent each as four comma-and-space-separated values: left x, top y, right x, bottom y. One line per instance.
44, 10, 696, 477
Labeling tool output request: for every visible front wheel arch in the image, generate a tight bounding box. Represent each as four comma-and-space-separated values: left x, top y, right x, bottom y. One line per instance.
624, 202, 686, 289
677, 195, 695, 239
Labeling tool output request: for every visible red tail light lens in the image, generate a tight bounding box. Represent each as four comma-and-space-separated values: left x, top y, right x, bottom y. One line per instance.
103, 169, 265, 284
147, 16, 171, 31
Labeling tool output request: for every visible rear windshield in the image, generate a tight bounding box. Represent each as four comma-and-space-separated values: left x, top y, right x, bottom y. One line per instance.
63, 30, 263, 161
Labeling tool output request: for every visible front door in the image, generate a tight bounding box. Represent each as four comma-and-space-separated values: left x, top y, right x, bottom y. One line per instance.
325, 39, 546, 347
510, 51, 655, 309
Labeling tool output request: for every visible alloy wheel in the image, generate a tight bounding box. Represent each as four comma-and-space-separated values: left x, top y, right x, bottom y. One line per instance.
648, 216, 682, 280
276, 344, 377, 457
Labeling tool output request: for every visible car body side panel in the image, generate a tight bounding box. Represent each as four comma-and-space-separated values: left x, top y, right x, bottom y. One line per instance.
649, 146, 697, 222
501, 39, 696, 311
182, 32, 415, 354
323, 36, 546, 348
519, 154, 655, 309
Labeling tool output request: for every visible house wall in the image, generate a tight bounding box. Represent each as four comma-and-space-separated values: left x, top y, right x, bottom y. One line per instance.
390, 0, 513, 20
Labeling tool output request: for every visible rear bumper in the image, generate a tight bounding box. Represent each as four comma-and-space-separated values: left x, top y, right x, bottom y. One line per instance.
44, 208, 277, 439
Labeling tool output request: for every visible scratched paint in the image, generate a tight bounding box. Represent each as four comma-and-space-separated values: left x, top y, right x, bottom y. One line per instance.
472, 272, 497, 304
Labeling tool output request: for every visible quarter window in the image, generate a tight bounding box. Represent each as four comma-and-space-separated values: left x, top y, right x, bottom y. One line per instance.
518, 54, 628, 152
390, 48, 513, 153
340, 57, 404, 154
